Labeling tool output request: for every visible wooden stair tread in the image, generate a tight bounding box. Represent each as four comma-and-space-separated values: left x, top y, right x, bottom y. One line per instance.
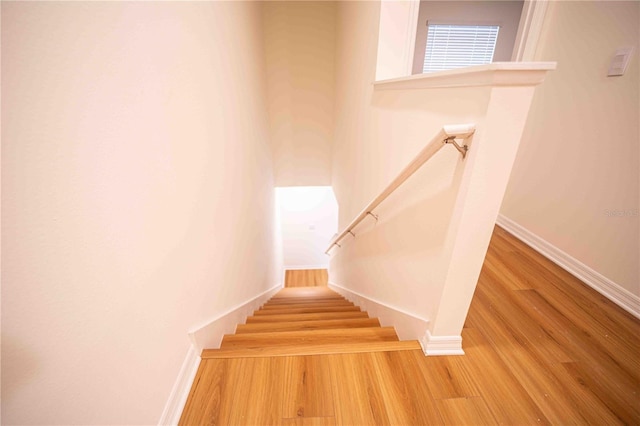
260, 301, 354, 310
245, 311, 369, 323
253, 306, 361, 315
235, 317, 380, 333
221, 327, 398, 349
201, 286, 409, 359
202, 340, 422, 358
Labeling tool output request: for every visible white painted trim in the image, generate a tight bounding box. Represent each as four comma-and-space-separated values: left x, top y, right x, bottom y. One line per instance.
374, 61, 556, 90
421, 330, 464, 356
158, 346, 200, 426
376, 0, 423, 81
328, 282, 429, 341
284, 265, 328, 271
496, 214, 640, 320
404, 0, 421, 76
512, 0, 550, 62
188, 284, 282, 352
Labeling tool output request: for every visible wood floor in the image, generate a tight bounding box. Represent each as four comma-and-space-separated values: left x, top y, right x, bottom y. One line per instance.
285, 269, 328, 287
179, 226, 640, 425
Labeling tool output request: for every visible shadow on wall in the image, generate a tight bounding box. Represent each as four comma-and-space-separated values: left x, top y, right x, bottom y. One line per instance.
1, 335, 41, 401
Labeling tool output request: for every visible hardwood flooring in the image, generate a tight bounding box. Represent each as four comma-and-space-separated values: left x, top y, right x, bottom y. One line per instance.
179, 225, 640, 425
285, 269, 328, 287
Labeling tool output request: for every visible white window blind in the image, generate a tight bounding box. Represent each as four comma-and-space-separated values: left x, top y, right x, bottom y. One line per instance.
423, 24, 500, 73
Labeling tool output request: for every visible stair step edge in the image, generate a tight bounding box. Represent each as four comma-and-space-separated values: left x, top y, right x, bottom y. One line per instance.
222, 326, 397, 342
202, 340, 422, 359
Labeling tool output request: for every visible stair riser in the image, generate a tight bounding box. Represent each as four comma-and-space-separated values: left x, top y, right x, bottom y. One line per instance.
260, 301, 354, 310
245, 312, 370, 323
266, 297, 346, 305
253, 306, 361, 316
235, 318, 380, 333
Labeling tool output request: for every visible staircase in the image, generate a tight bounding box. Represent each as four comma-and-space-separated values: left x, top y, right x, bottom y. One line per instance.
201, 286, 420, 359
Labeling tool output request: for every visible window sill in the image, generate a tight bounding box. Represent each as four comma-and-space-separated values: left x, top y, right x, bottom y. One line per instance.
373, 62, 557, 90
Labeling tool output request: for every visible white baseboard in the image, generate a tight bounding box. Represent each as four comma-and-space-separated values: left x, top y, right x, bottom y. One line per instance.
328, 282, 429, 341
420, 330, 464, 356
188, 284, 282, 352
496, 214, 640, 319
160, 284, 282, 424
158, 346, 200, 426
284, 265, 328, 270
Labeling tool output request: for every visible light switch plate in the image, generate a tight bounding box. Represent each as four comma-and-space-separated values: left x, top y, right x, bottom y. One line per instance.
608, 46, 634, 77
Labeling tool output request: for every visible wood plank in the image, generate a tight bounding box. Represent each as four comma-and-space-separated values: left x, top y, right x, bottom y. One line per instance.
328, 353, 391, 425
201, 340, 422, 359
415, 352, 481, 400
178, 358, 237, 425
285, 269, 329, 287
469, 288, 591, 424
281, 417, 336, 426
220, 327, 399, 349
370, 350, 443, 424
236, 318, 380, 334
435, 397, 497, 425
281, 356, 334, 418
225, 357, 283, 426
252, 306, 361, 316
556, 361, 631, 425
245, 311, 370, 323
514, 289, 640, 423
454, 328, 551, 424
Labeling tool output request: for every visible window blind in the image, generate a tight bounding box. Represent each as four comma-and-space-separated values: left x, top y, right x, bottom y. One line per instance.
423, 24, 500, 73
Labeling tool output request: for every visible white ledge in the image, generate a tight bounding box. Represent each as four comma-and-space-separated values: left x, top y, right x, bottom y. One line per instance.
374, 62, 557, 90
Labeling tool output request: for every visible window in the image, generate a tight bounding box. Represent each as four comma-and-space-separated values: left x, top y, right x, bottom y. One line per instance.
423, 24, 500, 73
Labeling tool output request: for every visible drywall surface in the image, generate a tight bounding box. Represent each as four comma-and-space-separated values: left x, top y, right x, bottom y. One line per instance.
501, 1, 639, 296
277, 186, 338, 269
262, 1, 336, 186
331, 0, 493, 328
412, 0, 524, 74
2, 2, 277, 424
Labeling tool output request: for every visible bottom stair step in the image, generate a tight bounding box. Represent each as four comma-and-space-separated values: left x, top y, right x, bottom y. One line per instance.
201, 340, 422, 358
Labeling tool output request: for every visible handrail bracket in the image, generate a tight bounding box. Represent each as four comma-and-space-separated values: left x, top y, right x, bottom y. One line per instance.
444, 136, 469, 159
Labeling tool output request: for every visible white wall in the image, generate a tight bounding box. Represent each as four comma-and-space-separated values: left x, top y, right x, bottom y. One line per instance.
277, 187, 338, 269
262, 1, 336, 187
501, 1, 639, 296
1, 2, 278, 424
412, 0, 524, 74
331, 0, 550, 348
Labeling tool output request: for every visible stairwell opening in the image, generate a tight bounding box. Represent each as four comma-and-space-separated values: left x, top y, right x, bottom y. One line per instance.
275, 186, 338, 287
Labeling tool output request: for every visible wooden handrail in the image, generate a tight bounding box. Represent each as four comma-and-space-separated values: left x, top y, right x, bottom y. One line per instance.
326, 123, 476, 254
